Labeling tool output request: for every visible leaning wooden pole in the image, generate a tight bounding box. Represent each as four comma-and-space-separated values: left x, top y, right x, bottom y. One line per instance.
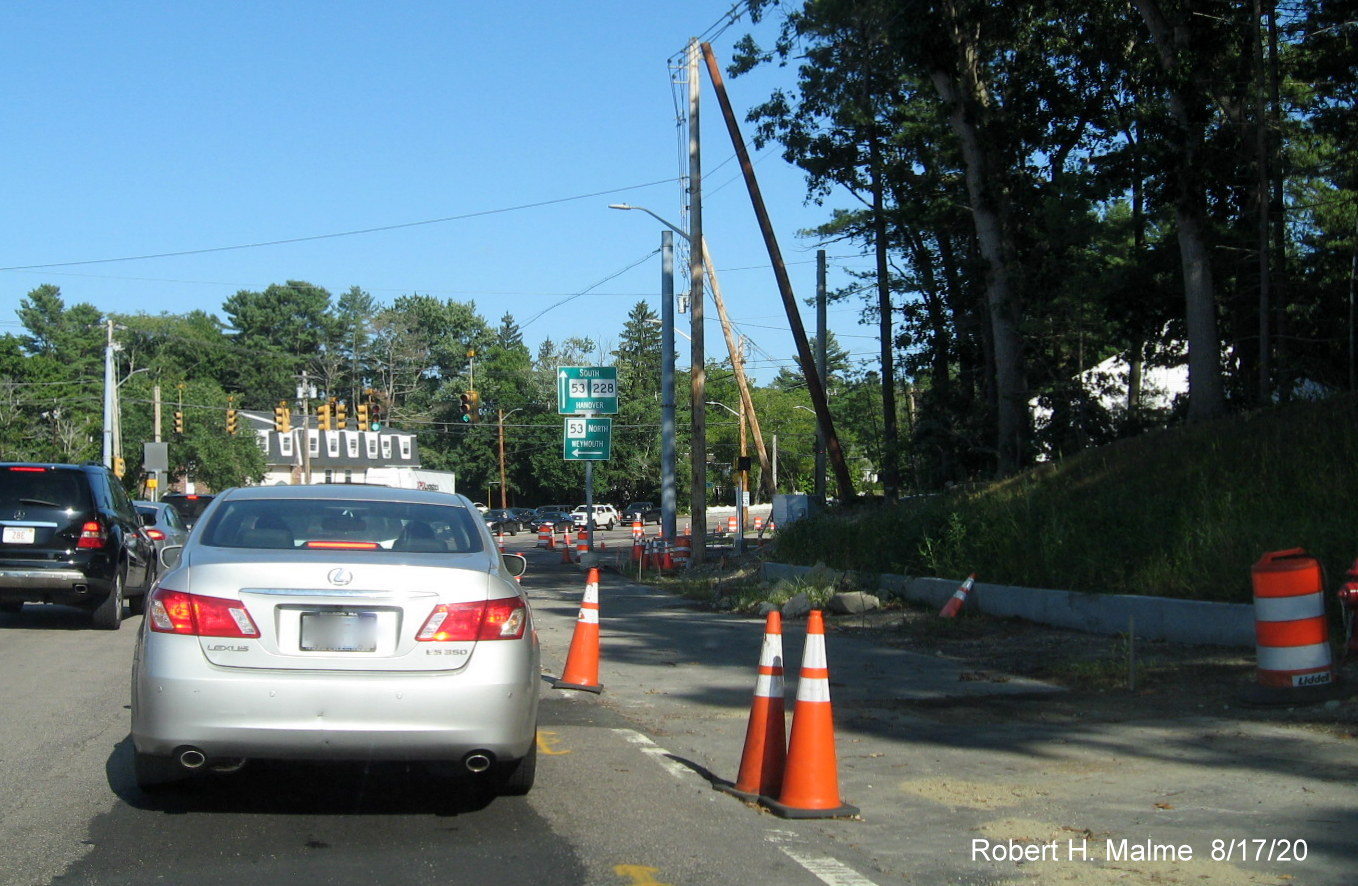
701, 238, 775, 500
700, 42, 855, 503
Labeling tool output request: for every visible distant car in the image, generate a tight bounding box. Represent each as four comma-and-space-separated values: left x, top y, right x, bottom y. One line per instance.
0, 462, 157, 629
130, 484, 538, 795
571, 504, 618, 531
506, 507, 536, 524
135, 500, 191, 557
529, 510, 573, 533
484, 509, 522, 536
622, 502, 662, 526
160, 492, 215, 529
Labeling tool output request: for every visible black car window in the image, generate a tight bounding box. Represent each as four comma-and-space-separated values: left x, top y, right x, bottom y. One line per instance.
0, 468, 92, 511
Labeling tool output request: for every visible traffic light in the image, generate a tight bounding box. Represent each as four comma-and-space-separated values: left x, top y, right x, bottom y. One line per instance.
459, 392, 473, 423
357, 402, 369, 430
467, 390, 479, 422
336, 400, 348, 429
226, 408, 237, 435
174, 411, 184, 435
274, 401, 291, 432
317, 403, 332, 431
113, 457, 125, 479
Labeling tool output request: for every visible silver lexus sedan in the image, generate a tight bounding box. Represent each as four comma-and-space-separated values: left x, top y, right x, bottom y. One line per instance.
130, 484, 539, 795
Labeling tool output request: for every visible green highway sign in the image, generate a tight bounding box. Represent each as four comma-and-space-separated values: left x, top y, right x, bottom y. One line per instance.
557, 366, 618, 415
563, 416, 612, 461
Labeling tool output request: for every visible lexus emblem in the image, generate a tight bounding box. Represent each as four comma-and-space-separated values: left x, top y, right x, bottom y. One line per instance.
327, 568, 354, 586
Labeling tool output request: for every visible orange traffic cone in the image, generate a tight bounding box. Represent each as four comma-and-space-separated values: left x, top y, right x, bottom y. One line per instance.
560, 541, 574, 564
761, 610, 858, 819
939, 573, 976, 618
717, 611, 786, 802
553, 567, 603, 693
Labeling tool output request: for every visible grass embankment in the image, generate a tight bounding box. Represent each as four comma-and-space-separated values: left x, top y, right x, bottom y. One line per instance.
767, 395, 1358, 603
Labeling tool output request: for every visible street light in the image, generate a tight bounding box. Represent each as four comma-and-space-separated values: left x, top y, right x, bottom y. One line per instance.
609, 203, 690, 547
497, 407, 523, 509
794, 405, 827, 502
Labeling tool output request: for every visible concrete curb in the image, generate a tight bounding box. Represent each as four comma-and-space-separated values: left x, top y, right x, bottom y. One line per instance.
761, 562, 1256, 647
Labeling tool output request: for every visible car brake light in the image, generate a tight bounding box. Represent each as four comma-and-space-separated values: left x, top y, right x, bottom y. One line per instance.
416, 597, 527, 642
144, 528, 166, 542
305, 540, 381, 550
147, 588, 260, 637
76, 520, 106, 549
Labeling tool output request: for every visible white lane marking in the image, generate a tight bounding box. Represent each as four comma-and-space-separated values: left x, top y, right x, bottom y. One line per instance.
766, 830, 881, 886
612, 728, 695, 781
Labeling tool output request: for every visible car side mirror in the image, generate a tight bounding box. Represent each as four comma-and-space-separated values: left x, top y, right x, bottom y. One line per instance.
501, 552, 527, 577
159, 545, 183, 570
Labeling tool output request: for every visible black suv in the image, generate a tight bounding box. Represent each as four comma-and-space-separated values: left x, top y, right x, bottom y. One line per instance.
0, 462, 157, 629
622, 502, 662, 525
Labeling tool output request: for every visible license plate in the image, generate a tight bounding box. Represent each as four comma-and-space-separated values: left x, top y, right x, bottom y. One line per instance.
3, 527, 35, 545
300, 611, 378, 652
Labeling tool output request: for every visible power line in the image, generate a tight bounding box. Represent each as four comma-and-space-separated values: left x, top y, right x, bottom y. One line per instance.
0, 178, 677, 273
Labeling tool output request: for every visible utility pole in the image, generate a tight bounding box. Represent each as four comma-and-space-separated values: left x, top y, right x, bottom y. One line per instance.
702, 42, 855, 503
298, 371, 315, 485
702, 238, 773, 500
688, 36, 707, 562
102, 319, 115, 468
498, 408, 509, 509
815, 250, 827, 503
660, 230, 678, 543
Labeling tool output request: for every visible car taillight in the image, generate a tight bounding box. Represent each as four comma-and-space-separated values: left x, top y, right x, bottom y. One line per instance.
147, 588, 260, 638
144, 528, 166, 542
416, 597, 528, 642
76, 520, 106, 549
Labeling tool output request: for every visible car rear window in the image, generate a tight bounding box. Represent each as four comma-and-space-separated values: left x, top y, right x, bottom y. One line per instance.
199, 499, 486, 553
0, 467, 92, 511
163, 494, 213, 525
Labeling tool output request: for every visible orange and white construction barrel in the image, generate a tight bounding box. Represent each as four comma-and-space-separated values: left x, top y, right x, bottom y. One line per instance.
1243, 548, 1340, 704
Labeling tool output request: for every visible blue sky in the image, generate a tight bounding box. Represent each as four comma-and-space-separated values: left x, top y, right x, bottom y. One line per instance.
0, 1, 875, 385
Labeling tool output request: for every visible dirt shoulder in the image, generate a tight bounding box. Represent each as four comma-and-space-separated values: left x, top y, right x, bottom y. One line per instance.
646, 556, 1358, 738
823, 601, 1358, 736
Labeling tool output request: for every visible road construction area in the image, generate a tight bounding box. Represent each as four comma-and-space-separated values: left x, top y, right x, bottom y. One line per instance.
516, 535, 1358, 885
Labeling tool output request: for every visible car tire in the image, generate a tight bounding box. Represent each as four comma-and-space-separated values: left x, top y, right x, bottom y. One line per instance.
134, 751, 188, 792
92, 569, 125, 631
497, 737, 537, 796
603, 520, 614, 531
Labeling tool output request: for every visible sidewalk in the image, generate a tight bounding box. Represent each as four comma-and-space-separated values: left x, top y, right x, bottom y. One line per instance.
521, 541, 1358, 886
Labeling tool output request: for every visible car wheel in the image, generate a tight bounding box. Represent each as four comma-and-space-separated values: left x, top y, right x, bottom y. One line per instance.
134, 751, 188, 792
92, 569, 125, 630
604, 520, 614, 531
497, 737, 537, 796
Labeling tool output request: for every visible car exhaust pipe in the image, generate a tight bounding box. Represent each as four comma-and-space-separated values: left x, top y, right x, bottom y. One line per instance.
178, 748, 208, 770
463, 751, 494, 773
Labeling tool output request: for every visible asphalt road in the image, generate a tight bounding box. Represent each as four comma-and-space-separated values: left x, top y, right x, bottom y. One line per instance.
4, 528, 1357, 886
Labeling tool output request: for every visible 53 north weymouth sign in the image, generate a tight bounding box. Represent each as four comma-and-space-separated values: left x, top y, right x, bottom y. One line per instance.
558, 367, 616, 462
